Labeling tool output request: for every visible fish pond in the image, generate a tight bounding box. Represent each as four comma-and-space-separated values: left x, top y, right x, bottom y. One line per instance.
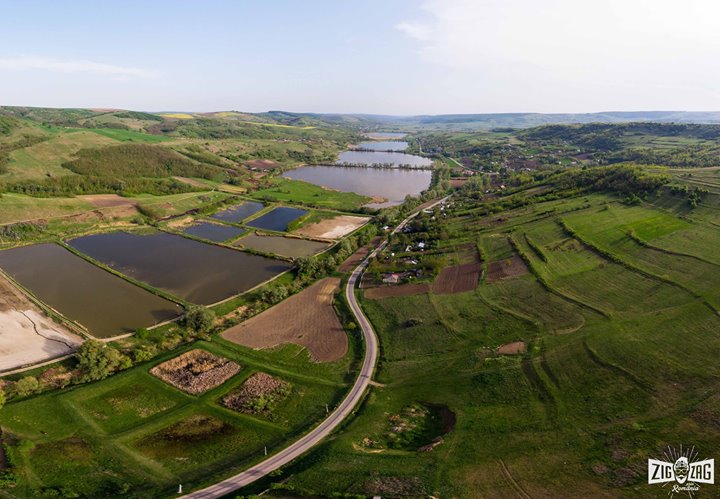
282, 166, 432, 208
0, 243, 180, 338
356, 141, 409, 151
236, 234, 329, 258
68, 232, 292, 305
246, 207, 307, 232
183, 222, 245, 243
337, 150, 432, 168
210, 200, 264, 223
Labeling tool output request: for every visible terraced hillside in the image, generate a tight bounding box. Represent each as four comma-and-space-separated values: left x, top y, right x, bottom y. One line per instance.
270, 172, 720, 497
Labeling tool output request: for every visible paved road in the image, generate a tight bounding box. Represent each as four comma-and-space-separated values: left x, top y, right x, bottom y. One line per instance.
182, 196, 449, 498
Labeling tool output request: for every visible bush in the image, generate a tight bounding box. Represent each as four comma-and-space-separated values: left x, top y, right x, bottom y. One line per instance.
14, 376, 40, 397
75, 340, 126, 381
180, 305, 216, 333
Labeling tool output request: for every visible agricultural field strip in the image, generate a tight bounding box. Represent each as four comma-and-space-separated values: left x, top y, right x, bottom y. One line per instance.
182, 196, 449, 498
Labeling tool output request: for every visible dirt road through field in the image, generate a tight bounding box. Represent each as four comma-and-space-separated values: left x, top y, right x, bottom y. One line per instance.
182, 196, 449, 498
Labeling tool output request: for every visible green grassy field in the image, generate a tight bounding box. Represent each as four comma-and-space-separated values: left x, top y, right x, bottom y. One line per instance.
0, 339, 354, 497
268, 184, 720, 497
251, 177, 370, 211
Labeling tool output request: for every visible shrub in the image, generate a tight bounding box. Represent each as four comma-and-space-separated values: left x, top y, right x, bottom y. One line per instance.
180, 305, 216, 333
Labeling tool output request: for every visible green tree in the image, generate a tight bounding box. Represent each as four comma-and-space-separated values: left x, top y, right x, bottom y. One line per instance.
181, 305, 216, 333
14, 376, 40, 397
0, 388, 5, 409
76, 340, 125, 381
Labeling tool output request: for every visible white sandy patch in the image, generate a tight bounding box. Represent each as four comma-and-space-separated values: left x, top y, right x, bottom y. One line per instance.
294, 215, 370, 240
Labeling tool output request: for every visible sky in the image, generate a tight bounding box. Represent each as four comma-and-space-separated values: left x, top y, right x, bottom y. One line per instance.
1, 0, 720, 115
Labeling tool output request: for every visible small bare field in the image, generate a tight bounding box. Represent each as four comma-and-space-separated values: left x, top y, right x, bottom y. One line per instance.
0, 274, 82, 372
173, 176, 211, 188
150, 349, 241, 395
486, 255, 529, 283
222, 278, 348, 362
365, 283, 430, 300
294, 215, 370, 240
432, 262, 482, 294
338, 236, 382, 272
78, 194, 138, 208
222, 372, 290, 416
449, 178, 469, 188
497, 341, 527, 355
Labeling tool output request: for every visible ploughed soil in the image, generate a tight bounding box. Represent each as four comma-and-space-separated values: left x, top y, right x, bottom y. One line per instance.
365, 283, 430, 300
222, 278, 348, 362
294, 215, 370, 240
338, 236, 382, 272
78, 194, 138, 208
173, 176, 209, 188
222, 372, 290, 416
0, 273, 83, 372
497, 341, 527, 355
486, 254, 529, 283
150, 349, 241, 395
432, 262, 482, 294
245, 159, 278, 170
449, 178, 469, 188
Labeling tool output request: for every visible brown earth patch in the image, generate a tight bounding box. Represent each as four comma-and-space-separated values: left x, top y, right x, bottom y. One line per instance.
173, 176, 210, 188
245, 159, 278, 170
222, 278, 347, 362
78, 194, 138, 208
450, 177, 469, 188
338, 236, 382, 272
486, 255, 528, 283
432, 262, 481, 294
497, 341, 527, 355
294, 215, 370, 240
365, 283, 430, 300
361, 476, 425, 496
222, 372, 290, 416
150, 349, 241, 395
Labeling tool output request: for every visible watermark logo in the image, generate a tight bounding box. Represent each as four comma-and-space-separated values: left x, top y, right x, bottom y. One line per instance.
648, 446, 714, 497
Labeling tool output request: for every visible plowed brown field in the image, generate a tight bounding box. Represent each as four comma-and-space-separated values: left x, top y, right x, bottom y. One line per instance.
364, 283, 430, 300
432, 262, 482, 294
486, 255, 528, 283
221, 278, 348, 362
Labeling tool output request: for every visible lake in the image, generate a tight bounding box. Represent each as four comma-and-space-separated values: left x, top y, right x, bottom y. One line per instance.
282, 166, 432, 208
183, 222, 245, 243
337, 150, 432, 168
246, 207, 307, 232
68, 232, 292, 304
0, 243, 181, 338
356, 141, 409, 151
211, 201, 264, 223
236, 234, 329, 258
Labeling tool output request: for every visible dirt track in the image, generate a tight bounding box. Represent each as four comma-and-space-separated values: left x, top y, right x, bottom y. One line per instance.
0, 273, 83, 372
221, 278, 348, 362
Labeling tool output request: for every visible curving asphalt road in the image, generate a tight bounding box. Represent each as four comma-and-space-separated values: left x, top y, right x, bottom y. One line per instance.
182, 196, 448, 498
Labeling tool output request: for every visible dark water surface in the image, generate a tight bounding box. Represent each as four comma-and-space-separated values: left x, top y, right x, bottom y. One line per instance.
69, 232, 291, 304
183, 222, 245, 242
210, 201, 264, 223
0, 243, 180, 338
246, 207, 307, 232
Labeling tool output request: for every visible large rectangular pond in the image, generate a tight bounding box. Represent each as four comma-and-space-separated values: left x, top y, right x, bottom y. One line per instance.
356, 141, 409, 151
183, 222, 245, 243
68, 232, 292, 305
246, 207, 307, 232
337, 150, 432, 168
236, 234, 329, 258
282, 166, 432, 208
210, 201, 264, 223
0, 243, 181, 338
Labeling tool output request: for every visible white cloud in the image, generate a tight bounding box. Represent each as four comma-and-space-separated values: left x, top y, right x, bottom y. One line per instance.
393, 0, 720, 111
0, 57, 157, 79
